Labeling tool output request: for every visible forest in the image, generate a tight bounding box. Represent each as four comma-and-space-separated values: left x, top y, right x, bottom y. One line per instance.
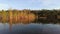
0, 9, 60, 24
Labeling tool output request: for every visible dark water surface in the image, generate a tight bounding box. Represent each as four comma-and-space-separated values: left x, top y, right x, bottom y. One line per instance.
0, 23, 60, 34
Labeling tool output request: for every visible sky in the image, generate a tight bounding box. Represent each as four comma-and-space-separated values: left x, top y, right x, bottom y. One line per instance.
0, 0, 60, 10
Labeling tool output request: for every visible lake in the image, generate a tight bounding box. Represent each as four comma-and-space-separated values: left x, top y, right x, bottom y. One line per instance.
0, 23, 60, 34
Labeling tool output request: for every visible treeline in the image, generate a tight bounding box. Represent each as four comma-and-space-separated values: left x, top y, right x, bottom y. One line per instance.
32, 9, 60, 23
0, 9, 60, 24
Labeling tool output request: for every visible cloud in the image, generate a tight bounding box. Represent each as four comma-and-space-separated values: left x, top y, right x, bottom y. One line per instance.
35, 0, 60, 9
13, 0, 60, 9
0, 0, 60, 10
0, 3, 9, 10
41, 0, 52, 6
28, 0, 59, 6
40, 0, 60, 6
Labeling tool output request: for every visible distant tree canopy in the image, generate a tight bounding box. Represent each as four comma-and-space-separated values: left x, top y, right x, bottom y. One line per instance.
0, 9, 60, 24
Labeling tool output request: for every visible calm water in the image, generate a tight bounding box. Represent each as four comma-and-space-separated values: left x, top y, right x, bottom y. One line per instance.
0, 23, 60, 34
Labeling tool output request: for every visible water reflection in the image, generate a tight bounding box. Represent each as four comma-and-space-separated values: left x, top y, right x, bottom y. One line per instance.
1, 23, 60, 34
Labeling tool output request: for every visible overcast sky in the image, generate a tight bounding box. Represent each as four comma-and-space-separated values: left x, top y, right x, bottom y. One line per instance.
0, 0, 60, 10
